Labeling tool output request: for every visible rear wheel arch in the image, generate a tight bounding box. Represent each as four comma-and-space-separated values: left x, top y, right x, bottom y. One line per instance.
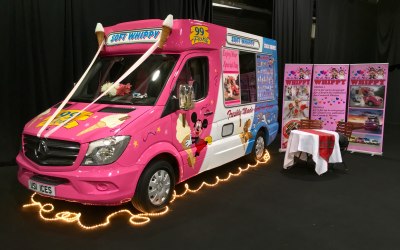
255, 125, 269, 145
246, 129, 266, 163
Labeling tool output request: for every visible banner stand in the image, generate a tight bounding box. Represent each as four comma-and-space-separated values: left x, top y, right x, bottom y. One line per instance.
347, 63, 388, 155
279, 64, 313, 151
310, 64, 349, 131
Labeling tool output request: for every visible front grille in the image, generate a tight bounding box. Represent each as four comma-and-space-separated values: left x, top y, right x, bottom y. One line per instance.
23, 135, 80, 166
31, 174, 69, 185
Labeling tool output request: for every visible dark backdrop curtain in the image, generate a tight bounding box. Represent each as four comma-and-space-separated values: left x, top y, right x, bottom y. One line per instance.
377, 0, 400, 67
272, 0, 314, 129
0, 0, 211, 165
378, 0, 400, 125
313, 0, 377, 64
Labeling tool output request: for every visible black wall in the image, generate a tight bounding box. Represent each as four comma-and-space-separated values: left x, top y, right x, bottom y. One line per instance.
0, 0, 211, 165
213, 7, 272, 38
273, 0, 400, 128
1, 0, 399, 164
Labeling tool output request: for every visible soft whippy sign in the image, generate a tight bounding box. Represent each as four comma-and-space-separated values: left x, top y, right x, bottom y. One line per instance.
106, 29, 161, 45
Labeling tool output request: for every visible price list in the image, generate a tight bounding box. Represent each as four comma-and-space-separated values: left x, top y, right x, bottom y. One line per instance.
256, 54, 275, 101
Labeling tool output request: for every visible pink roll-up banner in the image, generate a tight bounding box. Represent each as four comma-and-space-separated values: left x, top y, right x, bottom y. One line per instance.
280, 64, 312, 151
310, 64, 349, 130
347, 63, 388, 155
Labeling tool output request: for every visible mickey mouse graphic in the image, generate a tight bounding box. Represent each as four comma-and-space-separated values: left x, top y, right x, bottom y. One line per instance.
191, 112, 212, 157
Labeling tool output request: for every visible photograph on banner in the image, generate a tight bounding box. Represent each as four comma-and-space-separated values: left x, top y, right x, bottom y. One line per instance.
310, 64, 349, 131
280, 64, 312, 150
348, 108, 383, 134
349, 132, 382, 153
349, 85, 385, 108
283, 99, 309, 119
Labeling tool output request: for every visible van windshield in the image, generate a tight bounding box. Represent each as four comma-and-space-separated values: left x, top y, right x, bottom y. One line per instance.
71, 54, 179, 105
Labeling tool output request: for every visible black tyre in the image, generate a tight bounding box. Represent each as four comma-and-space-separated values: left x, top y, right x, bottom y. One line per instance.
131, 160, 175, 213
367, 101, 373, 106
246, 131, 266, 163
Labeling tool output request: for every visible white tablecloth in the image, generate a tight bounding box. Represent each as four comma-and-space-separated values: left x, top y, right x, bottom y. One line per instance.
283, 129, 342, 175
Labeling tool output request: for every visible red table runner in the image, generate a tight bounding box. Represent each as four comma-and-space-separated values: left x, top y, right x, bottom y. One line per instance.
299, 129, 335, 162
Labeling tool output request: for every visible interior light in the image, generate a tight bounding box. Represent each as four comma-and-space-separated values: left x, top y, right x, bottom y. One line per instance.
152, 70, 160, 81
212, 3, 242, 10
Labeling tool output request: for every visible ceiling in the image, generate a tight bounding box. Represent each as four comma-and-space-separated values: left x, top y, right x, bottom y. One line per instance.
213, 0, 273, 14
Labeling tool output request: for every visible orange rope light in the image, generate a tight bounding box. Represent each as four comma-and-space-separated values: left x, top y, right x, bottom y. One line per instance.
23, 150, 270, 230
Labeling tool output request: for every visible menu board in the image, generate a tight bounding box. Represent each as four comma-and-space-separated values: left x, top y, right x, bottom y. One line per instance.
256, 53, 275, 101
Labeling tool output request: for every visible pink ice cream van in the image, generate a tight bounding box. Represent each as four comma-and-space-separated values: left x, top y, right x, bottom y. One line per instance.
17, 16, 279, 212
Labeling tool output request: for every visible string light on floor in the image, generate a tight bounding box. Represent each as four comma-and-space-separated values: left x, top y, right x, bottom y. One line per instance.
23, 150, 270, 230
23, 195, 169, 229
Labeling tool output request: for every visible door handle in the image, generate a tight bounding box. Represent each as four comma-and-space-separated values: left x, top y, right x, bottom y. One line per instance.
204, 111, 214, 116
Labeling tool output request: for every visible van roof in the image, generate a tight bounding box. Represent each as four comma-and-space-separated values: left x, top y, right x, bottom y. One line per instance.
101, 19, 276, 55
102, 19, 227, 55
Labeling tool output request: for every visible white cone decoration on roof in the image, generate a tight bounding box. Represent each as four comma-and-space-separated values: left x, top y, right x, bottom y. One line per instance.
95, 23, 105, 47
158, 14, 173, 49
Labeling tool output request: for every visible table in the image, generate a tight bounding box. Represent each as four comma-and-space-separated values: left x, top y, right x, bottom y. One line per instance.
283, 129, 342, 175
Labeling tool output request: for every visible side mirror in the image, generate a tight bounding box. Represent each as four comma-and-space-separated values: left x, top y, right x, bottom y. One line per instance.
179, 84, 195, 110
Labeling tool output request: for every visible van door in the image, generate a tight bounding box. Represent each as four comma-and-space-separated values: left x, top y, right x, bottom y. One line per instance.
168, 52, 217, 181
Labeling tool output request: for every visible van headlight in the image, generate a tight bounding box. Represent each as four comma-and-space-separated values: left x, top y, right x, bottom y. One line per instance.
82, 136, 130, 165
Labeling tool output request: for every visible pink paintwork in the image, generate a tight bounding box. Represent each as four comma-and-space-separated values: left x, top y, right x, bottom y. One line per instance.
17, 19, 280, 208
17, 19, 226, 205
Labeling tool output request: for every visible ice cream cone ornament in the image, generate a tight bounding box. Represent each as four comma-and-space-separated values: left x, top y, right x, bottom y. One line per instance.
158, 14, 173, 49
95, 23, 105, 47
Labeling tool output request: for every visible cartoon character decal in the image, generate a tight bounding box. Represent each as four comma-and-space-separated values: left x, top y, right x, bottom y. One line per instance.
331, 68, 339, 79
338, 68, 346, 79
175, 112, 212, 168
367, 67, 377, 79
376, 68, 385, 79
299, 68, 306, 79
239, 119, 253, 148
175, 114, 196, 167
191, 112, 212, 157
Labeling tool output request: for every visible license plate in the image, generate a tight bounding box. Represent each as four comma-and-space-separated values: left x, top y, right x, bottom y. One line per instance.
28, 179, 56, 196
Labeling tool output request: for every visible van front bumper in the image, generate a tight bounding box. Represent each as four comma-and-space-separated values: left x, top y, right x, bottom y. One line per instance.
16, 153, 142, 205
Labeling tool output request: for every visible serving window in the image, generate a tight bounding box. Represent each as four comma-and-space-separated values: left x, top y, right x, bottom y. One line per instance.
222, 48, 275, 107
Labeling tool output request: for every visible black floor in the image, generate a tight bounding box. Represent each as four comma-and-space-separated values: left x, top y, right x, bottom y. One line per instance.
1, 125, 400, 250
